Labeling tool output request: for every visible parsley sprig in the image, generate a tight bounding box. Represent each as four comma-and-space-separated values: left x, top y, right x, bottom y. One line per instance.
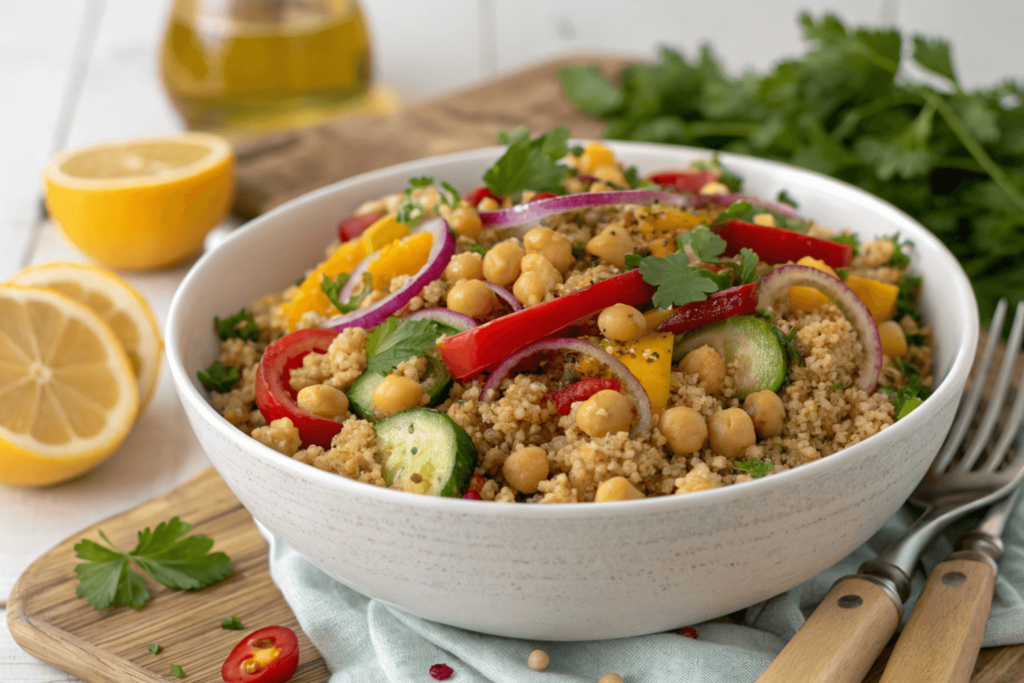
638, 253, 719, 309
198, 361, 239, 393
214, 309, 259, 342
364, 317, 446, 375
677, 225, 760, 285
734, 459, 775, 478
483, 126, 573, 198
395, 176, 434, 227
74, 517, 232, 611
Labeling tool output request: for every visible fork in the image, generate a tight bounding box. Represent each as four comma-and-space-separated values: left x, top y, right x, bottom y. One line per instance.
756, 298, 1024, 683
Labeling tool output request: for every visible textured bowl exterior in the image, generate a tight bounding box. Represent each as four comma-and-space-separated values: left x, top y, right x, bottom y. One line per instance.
168, 143, 977, 640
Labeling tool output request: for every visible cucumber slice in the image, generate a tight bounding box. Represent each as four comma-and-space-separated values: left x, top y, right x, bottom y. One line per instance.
376, 408, 478, 496
673, 315, 786, 399
348, 355, 453, 421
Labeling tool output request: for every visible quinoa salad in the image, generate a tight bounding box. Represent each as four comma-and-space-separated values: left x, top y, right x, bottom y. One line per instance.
200, 127, 933, 503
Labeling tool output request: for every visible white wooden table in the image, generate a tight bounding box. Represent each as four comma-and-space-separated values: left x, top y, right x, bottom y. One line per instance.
2, 0, 1019, 680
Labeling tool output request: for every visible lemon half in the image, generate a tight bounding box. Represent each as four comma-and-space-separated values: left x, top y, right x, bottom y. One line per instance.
43, 132, 234, 270
9, 262, 163, 411
0, 285, 139, 486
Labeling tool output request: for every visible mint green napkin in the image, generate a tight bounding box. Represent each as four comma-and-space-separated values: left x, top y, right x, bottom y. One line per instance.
265, 489, 1024, 682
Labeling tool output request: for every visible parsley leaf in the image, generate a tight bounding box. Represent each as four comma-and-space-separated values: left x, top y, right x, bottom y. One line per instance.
638, 253, 720, 309
886, 234, 913, 267
623, 252, 644, 269
734, 459, 774, 478
830, 233, 861, 257
912, 36, 957, 85
777, 190, 798, 208
436, 181, 462, 211
170, 664, 185, 678
197, 361, 239, 393
471, 244, 487, 256
710, 200, 754, 227
678, 226, 728, 261
484, 127, 573, 197
769, 325, 802, 378
395, 196, 425, 227
147, 643, 161, 655
365, 317, 445, 375
896, 275, 922, 323
836, 267, 850, 280
737, 248, 760, 284
321, 272, 373, 314
221, 616, 244, 630
882, 373, 930, 419
74, 518, 231, 611
831, 380, 849, 390
214, 309, 259, 342
557, 65, 624, 116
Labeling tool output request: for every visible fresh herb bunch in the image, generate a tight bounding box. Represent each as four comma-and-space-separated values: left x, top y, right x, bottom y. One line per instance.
559, 13, 1024, 324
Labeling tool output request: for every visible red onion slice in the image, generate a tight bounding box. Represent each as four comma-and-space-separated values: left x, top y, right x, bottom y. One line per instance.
481, 337, 652, 439
756, 265, 882, 393
483, 281, 523, 312
322, 218, 456, 332
404, 308, 478, 332
695, 193, 803, 221
338, 251, 373, 301
479, 190, 690, 232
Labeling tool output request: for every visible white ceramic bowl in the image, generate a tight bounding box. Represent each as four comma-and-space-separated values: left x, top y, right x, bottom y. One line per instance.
167, 142, 978, 640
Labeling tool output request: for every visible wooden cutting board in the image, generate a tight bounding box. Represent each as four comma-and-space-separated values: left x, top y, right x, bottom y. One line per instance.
8, 56, 1024, 683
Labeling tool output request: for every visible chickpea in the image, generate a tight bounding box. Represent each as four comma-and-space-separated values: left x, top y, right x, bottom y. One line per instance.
478, 196, 500, 212
513, 270, 558, 307
699, 181, 730, 195
743, 390, 785, 439
296, 384, 350, 419
585, 224, 635, 269
593, 163, 628, 188
502, 446, 549, 494
589, 181, 614, 193
373, 375, 423, 416
599, 675, 625, 683
520, 253, 563, 283
679, 345, 726, 395
576, 390, 632, 438
660, 406, 708, 455
752, 212, 776, 227
598, 304, 646, 342
594, 476, 644, 502
447, 279, 495, 319
523, 227, 574, 273
527, 650, 550, 672
448, 204, 482, 239
707, 408, 757, 458
482, 239, 525, 287
444, 252, 484, 283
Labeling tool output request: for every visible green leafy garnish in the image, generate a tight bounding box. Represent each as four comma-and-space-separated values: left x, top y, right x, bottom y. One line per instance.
484, 126, 573, 197
214, 309, 259, 342
711, 200, 754, 227
147, 643, 161, 655
623, 252, 643, 269
836, 267, 850, 281
471, 244, 487, 256
678, 225, 728, 260
394, 176, 435, 227
734, 459, 775, 478
197, 361, 239, 393
638, 253, 719, 309
690, 156, 742, 192
170, 664, 185, 678
882, 374, 930, 419
896, 274, 923, 324
831, 380, 849, 390
365, 317, 445, 375
74, 517, 232, 611
321, 271, 373, 314
221, 616, 244, 630
769, 325, 802, 375
777, 190, 798, 208
436, 181, 462, 211
886, 234, 913, 268
736, 248, 760, 284
830, 233, 861, 257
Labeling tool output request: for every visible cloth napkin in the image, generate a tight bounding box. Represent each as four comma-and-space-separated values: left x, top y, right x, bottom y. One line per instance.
264, 452, 1024, 682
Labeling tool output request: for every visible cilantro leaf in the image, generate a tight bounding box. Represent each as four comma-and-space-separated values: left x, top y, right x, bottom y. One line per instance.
365, 317, 445, 375
734, 459, 774, 478
436, 181, 462, 211
638, 254, 720, 309
321, 272, 373, 314
214, 309, 259, 342
484, 127, 573, 197
147, 643, 161, 655
777, 190, 798, 208
912, 36, 957, 85
678, 226, 728, 261
170, 664, 185, 678
694, 267, 732, 291
711, 200, 754, 227
737, 248, 760, 284
221, 616, 244, 630
74, 518, 231, 611
557, 65, 624, 116
623, 252, 644, 269
197, 361, 239, 393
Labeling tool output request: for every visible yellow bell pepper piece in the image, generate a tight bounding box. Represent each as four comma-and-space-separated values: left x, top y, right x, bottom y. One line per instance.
878, 320, 908, 356
788, 257, 836, 313
610, 332, 674, 410
367, 231, 433, 290
846, 276, 899, 322
642, 308, 673, 332
282, 214, 409, 330
578, 142, 616, 175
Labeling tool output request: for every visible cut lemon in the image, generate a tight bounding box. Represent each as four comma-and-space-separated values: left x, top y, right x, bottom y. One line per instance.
43, 132, 234, 270
0, 285, 139, 486
9, 262, 163, 411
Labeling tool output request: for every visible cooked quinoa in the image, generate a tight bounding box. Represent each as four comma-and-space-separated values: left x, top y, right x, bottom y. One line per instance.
202, 136, 933, 503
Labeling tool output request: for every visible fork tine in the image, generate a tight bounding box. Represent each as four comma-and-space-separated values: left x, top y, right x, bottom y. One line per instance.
931, 298, 1008, 473
956, 301, 1024, 472
981, 364, 1024, 473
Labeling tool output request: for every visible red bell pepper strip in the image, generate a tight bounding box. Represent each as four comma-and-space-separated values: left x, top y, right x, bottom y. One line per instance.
551, 378, 622, 415
528, 192, 559, 202
254, 328, 342, 449
717, 218, 853, 268
463, 186, 503, 208
338, 212, 383, 241
647, 169, 720, 193
221, 626, 299, 683
438, 269, 657, 380
656, 283, 759, 334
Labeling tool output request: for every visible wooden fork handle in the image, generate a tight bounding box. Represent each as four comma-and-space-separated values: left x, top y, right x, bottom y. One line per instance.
880, 553, 997, 683
755, 576, 901, 683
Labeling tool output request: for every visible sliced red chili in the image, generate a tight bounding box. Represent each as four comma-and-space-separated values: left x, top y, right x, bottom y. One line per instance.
655, 283, 759, 334
551, 378, 622, 415
717, 218, 853, 268
221, 626, 299, 683
338, 212, 383, 241
647, 169, 720, 193
463, 186, 503, 208
437, 270, 656, 380
254, 329, 342, 448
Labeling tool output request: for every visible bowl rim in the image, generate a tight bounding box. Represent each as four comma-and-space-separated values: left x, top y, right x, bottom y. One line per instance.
166, 140, 979, 519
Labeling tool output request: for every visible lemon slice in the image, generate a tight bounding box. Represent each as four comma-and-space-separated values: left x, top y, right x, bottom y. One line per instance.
0, 285, 139, 486
43, 132, 234, 270
9, 262, 163, 411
